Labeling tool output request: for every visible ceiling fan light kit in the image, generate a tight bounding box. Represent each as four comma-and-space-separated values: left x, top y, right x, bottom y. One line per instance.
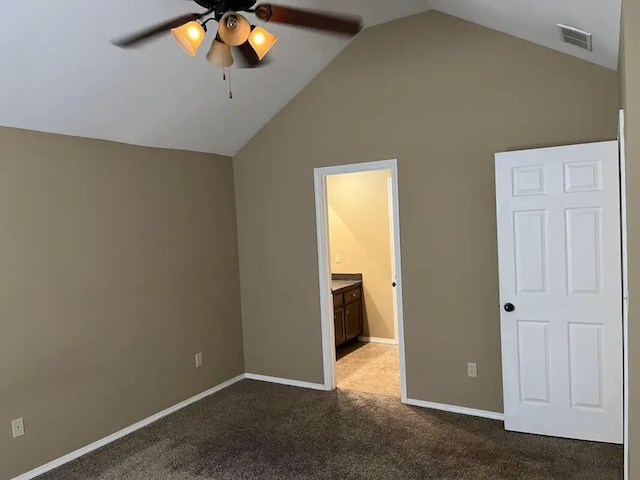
206, 38, 234, 67
248, 26, 278, 60
171, 20, 207, 56
113, 1, 362, 97
218, 11, 252, 46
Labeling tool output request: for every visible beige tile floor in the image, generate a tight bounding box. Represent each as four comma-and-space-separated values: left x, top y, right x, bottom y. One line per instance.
336, 341, 401, 397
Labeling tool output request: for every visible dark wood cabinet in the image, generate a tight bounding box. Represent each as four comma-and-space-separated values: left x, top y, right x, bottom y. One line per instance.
332, 283, 363, 347
334, 308, 346, 345
344, 302, 362, 340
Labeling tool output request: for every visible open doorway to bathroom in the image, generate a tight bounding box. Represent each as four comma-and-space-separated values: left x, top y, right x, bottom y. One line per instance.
314, 159, 406, 401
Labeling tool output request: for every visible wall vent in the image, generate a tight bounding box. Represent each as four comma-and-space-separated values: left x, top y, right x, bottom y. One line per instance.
557, 24, 593, 52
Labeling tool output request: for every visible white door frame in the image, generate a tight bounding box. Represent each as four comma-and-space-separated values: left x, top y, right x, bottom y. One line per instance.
314, 159, 408, 401
388, 176, 399, 343
618, 109, 629, 480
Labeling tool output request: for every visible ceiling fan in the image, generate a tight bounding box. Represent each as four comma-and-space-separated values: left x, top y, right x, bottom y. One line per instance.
113, 0, 363, 72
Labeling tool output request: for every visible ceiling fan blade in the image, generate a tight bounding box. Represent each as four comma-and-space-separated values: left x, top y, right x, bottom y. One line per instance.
254, 4, 362, 36
235, 42, 261, 68
234, 42, 272, 68
113, 13, 206, 48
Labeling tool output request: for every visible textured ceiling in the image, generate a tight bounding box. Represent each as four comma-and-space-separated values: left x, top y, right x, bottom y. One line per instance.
0, 0, 621, 156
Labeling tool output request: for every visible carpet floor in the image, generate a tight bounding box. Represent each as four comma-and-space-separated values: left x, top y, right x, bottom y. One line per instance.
36, 380, 623, 479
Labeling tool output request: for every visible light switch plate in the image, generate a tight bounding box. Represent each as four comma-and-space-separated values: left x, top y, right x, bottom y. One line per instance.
195, 352, 203, 368
12, 418, 24, 438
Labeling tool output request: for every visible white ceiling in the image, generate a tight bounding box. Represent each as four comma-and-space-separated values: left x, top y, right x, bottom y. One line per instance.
428, 0, 621, 71
0, 0, 621, 156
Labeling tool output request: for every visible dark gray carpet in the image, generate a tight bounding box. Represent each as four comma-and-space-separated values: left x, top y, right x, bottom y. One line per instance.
37, 380, 623, 479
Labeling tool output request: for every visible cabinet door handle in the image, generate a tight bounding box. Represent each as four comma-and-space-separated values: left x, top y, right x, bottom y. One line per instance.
352, 293, 357, 297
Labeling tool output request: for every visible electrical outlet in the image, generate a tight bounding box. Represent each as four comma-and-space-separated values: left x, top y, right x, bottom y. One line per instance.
195, 352, 203, 368
12, 418, 24, 438
467, 363, 477, 378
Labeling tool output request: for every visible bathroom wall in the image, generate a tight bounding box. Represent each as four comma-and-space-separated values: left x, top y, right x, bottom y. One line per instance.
327, 169, 395, 340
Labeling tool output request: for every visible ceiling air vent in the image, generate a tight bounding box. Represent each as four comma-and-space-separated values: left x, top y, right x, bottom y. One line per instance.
557, 24, 593, 52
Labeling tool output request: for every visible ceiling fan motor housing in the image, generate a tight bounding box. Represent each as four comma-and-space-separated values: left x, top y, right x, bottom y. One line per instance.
194, 0, 257, 14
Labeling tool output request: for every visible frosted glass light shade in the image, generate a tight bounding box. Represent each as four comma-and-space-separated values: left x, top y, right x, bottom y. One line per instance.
206, 39, 234, 67
248, 26, 278, 60
218, 12, 251, 46
171, 21, 205, 56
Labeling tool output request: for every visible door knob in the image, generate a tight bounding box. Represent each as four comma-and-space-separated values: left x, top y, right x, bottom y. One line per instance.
504, 303, 515, 312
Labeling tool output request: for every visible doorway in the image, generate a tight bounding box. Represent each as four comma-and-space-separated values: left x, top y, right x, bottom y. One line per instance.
314, 159, 407, 401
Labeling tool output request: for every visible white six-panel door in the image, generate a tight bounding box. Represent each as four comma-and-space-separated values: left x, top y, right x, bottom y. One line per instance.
495, 141, 623, 443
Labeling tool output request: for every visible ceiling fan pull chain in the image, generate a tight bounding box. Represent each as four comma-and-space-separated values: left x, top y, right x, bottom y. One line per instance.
228, 66, 233, 99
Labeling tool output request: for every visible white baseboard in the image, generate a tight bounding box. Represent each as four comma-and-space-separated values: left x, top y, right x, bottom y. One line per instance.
405, 398, 504, 421
12, 374, 247, 480
245, 373, 328, 391
358, 336, 398, 345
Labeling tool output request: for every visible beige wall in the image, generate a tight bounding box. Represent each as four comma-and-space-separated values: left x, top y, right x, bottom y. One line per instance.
0, 128, 245, 479
328, 170, 394, 339
620, 1, 638, 477
234, 11, 619, 412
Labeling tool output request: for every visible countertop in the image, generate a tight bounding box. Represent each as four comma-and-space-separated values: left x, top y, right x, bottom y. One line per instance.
331, 279, 362, 292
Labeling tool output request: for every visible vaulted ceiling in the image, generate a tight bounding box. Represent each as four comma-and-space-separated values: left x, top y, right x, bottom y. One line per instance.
0, 0, 621, 156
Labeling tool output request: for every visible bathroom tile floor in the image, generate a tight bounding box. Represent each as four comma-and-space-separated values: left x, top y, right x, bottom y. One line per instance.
336, 341, 400, 397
